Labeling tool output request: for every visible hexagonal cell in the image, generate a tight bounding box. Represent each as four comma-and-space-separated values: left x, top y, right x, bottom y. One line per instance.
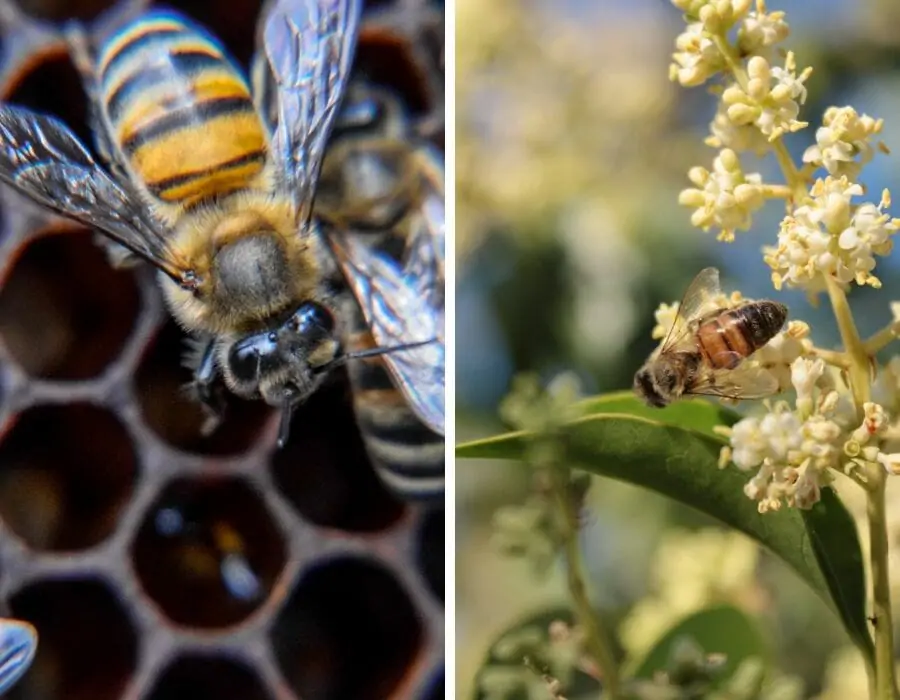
354, 28, 432, 117
135, 320, 272, 456
132, 477, 286, 628
417, 507, 443, 602
0, 403, 137, 551
15, 0, 119, 22
3, 50, 92, 149
271, 372, 404, 533
147, 654, 270, 700
7, 578, 138, 700
0, 227, 141, 380
271, 557, 422, 700
150, 0, 263, 66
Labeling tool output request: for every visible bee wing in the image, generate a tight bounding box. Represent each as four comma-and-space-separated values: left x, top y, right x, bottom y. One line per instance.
263, 0, 363, 226
687, 359, 780, 401
328, 226, 445, 435
659, 267, 724, 353
0, 106, 190, 285
0, 618, 37, 694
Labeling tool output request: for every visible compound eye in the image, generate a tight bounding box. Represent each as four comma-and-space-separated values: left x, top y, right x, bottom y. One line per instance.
228, 333, 277, 384
292, 302, 334, 336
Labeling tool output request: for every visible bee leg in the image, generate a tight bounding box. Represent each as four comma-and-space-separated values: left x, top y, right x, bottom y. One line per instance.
192, 340, 227, 436
277, 402, 295, 449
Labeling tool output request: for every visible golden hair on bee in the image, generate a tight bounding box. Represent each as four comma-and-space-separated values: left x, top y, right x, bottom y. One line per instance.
161, 191, 320, 335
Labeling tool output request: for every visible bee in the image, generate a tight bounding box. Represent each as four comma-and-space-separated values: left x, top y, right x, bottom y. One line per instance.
0, 618, 37, 694
0, 0, 444, 499
634, 267, 787, 407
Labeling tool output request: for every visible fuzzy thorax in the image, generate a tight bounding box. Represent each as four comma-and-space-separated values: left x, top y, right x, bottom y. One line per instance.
161, 192, 319, 335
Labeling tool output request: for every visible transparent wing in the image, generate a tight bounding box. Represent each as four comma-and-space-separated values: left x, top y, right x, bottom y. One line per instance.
659, 267, 723, 354
263, 0, 363, 226
0, 618, 37, 694
687, 360, 780, 401
328, 226, 445, 435
0, 106, 193, 286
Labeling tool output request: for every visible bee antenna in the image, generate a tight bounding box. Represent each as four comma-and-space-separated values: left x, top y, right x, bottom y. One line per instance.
321, 337, 437, 373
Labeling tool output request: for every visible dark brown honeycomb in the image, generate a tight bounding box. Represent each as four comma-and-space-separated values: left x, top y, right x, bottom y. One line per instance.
0, 0, 444, 697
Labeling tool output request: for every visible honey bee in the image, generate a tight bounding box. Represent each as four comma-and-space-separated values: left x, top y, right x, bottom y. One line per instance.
0, 0, 444, 499
0, 618, 36, 694
634, 267, 787, 407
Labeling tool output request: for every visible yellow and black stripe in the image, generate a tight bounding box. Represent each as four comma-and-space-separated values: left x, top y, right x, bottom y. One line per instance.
96, 12, 267, 206
338, 292, 444, 501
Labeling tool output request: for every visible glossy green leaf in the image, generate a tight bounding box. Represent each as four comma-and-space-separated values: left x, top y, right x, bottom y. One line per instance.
457, 397, 873, 664
629, 604, 769, 693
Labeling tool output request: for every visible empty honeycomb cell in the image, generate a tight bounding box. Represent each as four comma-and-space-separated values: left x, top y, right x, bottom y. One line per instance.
151, 0, 264, 66
15, 0, 119, 22
0, 403, 137, 551
417, 507, 443, 602
271, 372, 404, 533
355, 29, 432, 116
7, 577, 138, 700
147, 654, 271, 700
271, 556, 423, 700
2, 50, 93, 150
135, 320, 273, 457
132, 477, 286, 628
0, 227, 140, 380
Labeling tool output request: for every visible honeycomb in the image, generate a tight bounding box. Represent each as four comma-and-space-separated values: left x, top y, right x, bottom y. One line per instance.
0, 0, 444, 698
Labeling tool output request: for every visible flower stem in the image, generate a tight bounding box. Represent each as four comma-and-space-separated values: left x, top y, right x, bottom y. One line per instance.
865, 323, 900, 356
825, 276, 871, 410
865, 465, 898, 700
549, 465, 619, 699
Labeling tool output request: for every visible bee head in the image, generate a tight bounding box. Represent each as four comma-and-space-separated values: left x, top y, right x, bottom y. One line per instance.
633, 358, 682, 408
223, 300, 341, 409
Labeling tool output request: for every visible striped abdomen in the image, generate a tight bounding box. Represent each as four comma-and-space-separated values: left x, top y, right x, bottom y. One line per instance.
337, 290, 444, 502
96, 12, 267, 206
697, 301, 788, 369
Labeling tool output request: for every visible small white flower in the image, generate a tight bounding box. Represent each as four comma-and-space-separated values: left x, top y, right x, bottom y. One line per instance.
651, 302, 682, 340
791, 357, 824, 415
679, 149, 765, 240
877, 452, 900, 476
722, 53, 811, 140
670, 22, 723, 87
738, 1, 789, 53
802, 106, 884, 179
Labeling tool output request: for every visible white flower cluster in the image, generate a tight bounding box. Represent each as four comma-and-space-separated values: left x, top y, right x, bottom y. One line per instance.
764, 177, 899, 293
721, 357, 900, 511
803, 106, 885, 180
670, 0, 787, 88
720, 358, 855, 511
679, 149, 765, 241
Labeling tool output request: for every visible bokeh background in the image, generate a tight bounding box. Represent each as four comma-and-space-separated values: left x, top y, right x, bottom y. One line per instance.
456, 0, 900, 697
0, 0, 444, 698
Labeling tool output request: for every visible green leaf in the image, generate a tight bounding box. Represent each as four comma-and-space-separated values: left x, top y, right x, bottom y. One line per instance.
457, 395, 873, 664
629, 605, 769, 693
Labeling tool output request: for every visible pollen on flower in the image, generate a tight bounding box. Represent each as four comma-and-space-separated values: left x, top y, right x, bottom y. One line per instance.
679, 148, 765, 239
737, 0, 789, 54
763, 176, 899, 293
802, 106, 885, 180
722, 52, 811, 140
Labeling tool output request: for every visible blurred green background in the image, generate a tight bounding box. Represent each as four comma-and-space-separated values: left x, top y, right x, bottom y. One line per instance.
455, 0, 900, 697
